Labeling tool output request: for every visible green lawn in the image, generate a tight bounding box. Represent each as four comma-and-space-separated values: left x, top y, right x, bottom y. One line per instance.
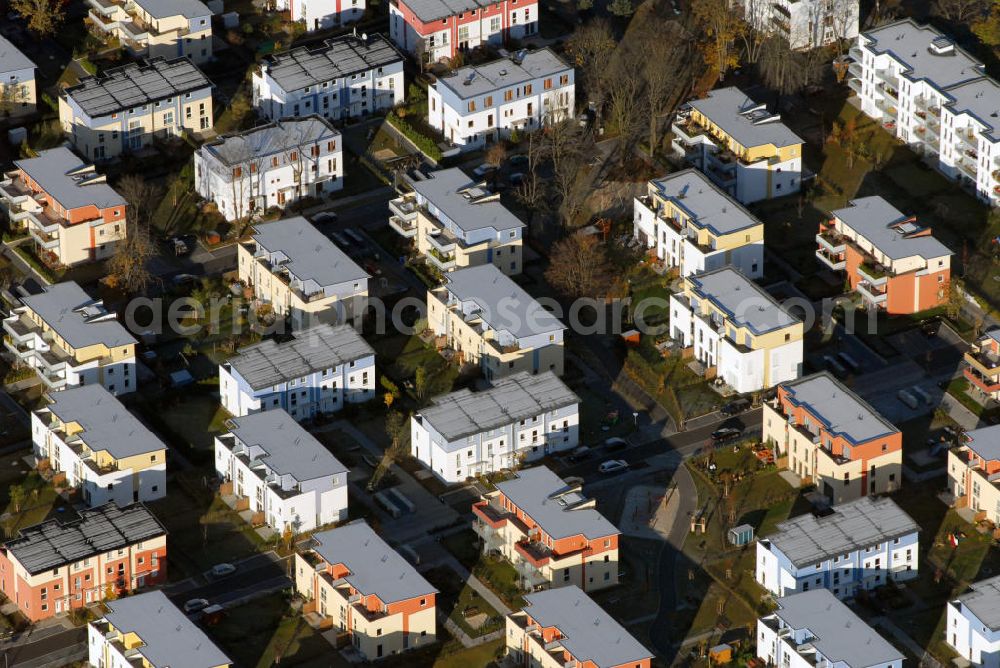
623, 339, 724, 424
432, 639, 502, 668
946, 376, 987, 417
439, 529, 526, 610
424, 566, 504, 639
370, 334, 460, 403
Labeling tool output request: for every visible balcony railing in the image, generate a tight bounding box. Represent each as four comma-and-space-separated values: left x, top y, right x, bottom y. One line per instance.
816, 231, 845, 253
847, 78, 863, 94
388, 215, 417, 238
427, 247, 456, 271
956, 158, 978, 179
388, 196, 418, 222
856, 262, 888, 284
965, 366, 1000, 394
848, 46, 863, 61
816, 249, 846, 271
856, 281, 888, 304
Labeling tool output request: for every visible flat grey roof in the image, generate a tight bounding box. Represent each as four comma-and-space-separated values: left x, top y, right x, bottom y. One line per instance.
226, 409, 347, 481
958, 575, 1000, 631
262, 33, 402, 93
767, 497, 919, 568
831, 196, 952, 261
103, 591, 232, 668
44, 385, 166, 459
410, 168, 524, 234
522, 586, 653, 668
944, 77, 1000, 141
689, 87, 802, 149
649, 169, 762, 236
398, 0, 488, 23
780, 372, 898, 445
227, 324, 374, 391
5, 503, 165, 575
251, 216, 369, 288
14, 147, 126, 211
310, 520, 437, 604
442, 264, 564, 339
64, 57, 212, 119
135, 0, 211, 18
773, 590, 904, 668
963, 424, 1000, 462
0, 35, 34, 74
436, 48, 571, 99
495, 466, 617, 541
862, 19, 985, 90
202, 116, 338, 166
418, 372, 579, 444
687, 267, 798, 335
21, 281, 136, 349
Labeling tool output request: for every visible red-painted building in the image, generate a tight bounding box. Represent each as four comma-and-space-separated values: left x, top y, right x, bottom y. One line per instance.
0, 503, 166, 622
388, 0, 538, 63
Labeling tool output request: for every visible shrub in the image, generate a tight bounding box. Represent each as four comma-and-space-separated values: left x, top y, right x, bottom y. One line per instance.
385, 112, 442, 162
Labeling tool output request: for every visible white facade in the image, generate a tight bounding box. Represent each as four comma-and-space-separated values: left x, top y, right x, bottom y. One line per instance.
411, 372, 579, 483
428, 48, 573, 151
252, 33, 404, 123
743, 0, 858, 50
276, 0, 365, 30
214, 410, 348, 534
194, 116, 342, 221
0, 36, 36, 117
948, 576, 1000, 668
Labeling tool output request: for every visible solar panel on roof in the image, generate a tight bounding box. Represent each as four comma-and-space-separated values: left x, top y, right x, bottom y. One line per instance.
65, 57, 212, 118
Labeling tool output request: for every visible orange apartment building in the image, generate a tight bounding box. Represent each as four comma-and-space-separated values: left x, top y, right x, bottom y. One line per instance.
0, 503, 166, 622
505, 586, 654, 668
816, 196, 952, 314
949, 425, 1000, 523
0, 147, 127, 267
294, 520, 437, 661
764, 372, 902, 505
472, 465, 620, 593
964, 330, 1000, 401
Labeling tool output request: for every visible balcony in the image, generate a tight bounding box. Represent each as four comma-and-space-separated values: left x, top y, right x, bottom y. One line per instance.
388, 195, 418, 223
671, 119, 707, 146
875, 69, 897, 86
425, 227, 457, 253
875, 96, 897, 117
847, 78, 863, 94
956, 128, 980, 151
816, 231, 846, 253
388, 215, 416, 238
427, 247, 456, 271
880, 84, 900, 101
856, 281, 887, 304
847, 61, 863, 79
965, 366, 1000, 395
815, 249, 846, 271
29, 228, 59, 250
849, 46, 863, 61
956, 158, 979, 179
856, 262, 888, 285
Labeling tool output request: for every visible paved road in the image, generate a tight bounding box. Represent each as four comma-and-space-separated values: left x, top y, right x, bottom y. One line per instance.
0, 626, 87, 668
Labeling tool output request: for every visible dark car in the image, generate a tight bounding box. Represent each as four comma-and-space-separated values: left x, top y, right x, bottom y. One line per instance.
711, 427, 743, 444
721, 398, 750, 416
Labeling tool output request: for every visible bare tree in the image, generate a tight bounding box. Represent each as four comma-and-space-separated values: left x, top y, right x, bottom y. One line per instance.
738, 0, 770, 64
514, 132, 547, 227
484, 142, 507, 189
933, 0, 987, 22
564, 19, 617, 113
690, 0, 744, 81
638, 21, 692, 155
827, 0, 861, 55
107, 222, 157, 295
758, 37, 825, 97
545, 233, 612, 297
10, 0, 65, 37
605, 68, 645, 159
545, 121, 593, 228
116, 175, 162, 230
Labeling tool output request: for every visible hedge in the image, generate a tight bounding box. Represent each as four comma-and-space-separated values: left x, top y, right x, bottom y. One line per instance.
386, 112, 443, 162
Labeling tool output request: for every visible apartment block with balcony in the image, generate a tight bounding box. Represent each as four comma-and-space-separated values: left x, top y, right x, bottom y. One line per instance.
427, 264, 565, 380
252, 33, 404, 123
819, 196, 952, 313
427, 48, 573, 151
472, 465, 618, 592
948, 425, 1000, 525
219, 323, 375, 420
238, 216, 370, 331
0, 503, 166, 622
755, 496, 919, 599
294, 520, 437, 660
389, 0, 538, 63
86, 0, 213, 64
948, 575, 1000, 667
764, 372, 902, 505
32, 385, 166, 507
0, 147, 127, 267
59, 57, 214, 162
272, 0, 365, 30
671, 86, 803, 204
757, 589, 903, 668
632, 168, 764, 279
88, 591, 232, 668
194, 116, 342, 222
390, 167, 525, 275
965, 330, 1000, 400
505, 586, 653, 668
215, 409, 348, 534
847, 19, 1000, 204
411, 372, 578, 483
742, 0, 859, 50
3, 281, 137, 394
0, 36, 36, 118
668, 267, 803, 393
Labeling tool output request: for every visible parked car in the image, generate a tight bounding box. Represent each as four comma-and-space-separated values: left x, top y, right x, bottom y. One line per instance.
211, 563, 237, 577
568, 446, 591, 463
604, 437, 628, 451
472, 164, 494, 177
509, 154, 529, 166
598, 459, 629, 474
711, 427, 742, 444
509, 172, 525, 186
184, 598, 210, 614
720, 398, 750, 416
312, 211, 338, 224
331, 232, 351, 247
344, 229, 365, 245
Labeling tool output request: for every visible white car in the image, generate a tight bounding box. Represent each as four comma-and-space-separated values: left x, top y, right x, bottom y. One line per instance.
211, 563, 236, 577
472, 164, 494, 177
183, 598, 210, 613
598, 459, 628, 474
312, 211, 338, 223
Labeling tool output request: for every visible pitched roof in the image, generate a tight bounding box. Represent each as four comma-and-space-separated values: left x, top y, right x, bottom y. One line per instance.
309, 521, 437, 604
0, 35, 34, 74
688, 86, 802, 150
410, 168, 525, 234
831, 196, 952, 261
21, 281, 136, 350
200, 116, 339, 166
648, 169, 762, 236
44, 385, 166, 459
250, 217, 369, 289
226, 409, 347, 481
779, 372, 898, 445
14, 147, 126, 211
261, 33, 402, 93
435, 48, 572, 99
103, 591, 232, 668
686, 267, 799, 335
495, 466, 617, 541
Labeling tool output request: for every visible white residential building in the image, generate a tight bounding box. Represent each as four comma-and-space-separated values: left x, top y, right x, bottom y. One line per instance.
756, 496, 920, 599
0, 36, 36, 118
411, 371, 579, 483
273, 0, 365, 30
2, 281, 137, 394
194, 116, 343, 221
948, 575, 1000, 667
215, 409, 349, 534
428, 48, 573, 151
757, 590, 903, 668
848, 19, 1000, 205
252, 33, 404, 123
31, 385, 168, 508
632, 169, 764, 279
669, 267, 803, 393
219, 324, 375, 420
742, 0, 859, 51
86, 0, 214, 64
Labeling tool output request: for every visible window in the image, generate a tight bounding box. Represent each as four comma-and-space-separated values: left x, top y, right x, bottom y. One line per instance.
485, 95, 493, 106
468, 101, 476, 112
544, 78, 552, 90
